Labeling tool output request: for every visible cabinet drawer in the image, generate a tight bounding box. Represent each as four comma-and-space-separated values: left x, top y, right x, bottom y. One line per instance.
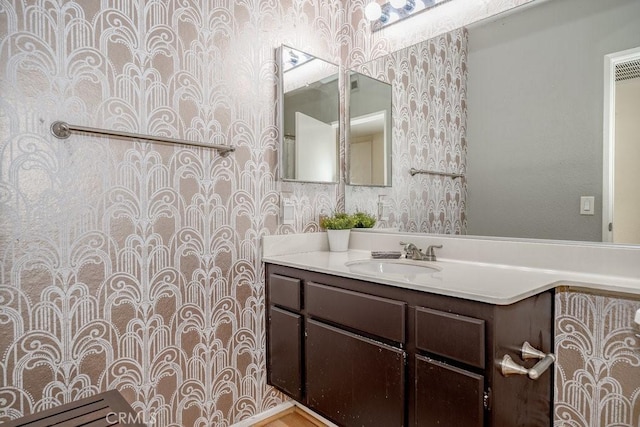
415, 307, 485, 368
269, 274, 301, 311
305, 282, 406, 343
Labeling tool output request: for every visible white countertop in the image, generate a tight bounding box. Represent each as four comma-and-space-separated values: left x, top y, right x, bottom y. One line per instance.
263, 246, 640, 305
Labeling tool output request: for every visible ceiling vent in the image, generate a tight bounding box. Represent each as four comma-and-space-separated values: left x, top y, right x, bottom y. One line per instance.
615, 59, 640, 81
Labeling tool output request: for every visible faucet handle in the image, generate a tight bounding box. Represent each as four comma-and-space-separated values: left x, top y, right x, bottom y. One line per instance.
400, 242, 421, 260
425, 244, 443, 261
400, 241, 416, 250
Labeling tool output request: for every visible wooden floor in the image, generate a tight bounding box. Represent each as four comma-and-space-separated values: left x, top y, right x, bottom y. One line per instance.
252, 406, 329, 427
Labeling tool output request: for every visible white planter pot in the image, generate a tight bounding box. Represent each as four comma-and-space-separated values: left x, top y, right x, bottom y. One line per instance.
326, 229, 351, 252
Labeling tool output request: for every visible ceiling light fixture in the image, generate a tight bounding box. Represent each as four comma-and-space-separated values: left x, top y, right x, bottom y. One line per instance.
369, 0, 450, 31
364, 2, 383, 21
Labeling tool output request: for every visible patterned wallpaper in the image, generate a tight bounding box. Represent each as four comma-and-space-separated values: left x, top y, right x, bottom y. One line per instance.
0, 1, 342, 425
346, 29, 467, 234
555, 291, 640, 427
3, 0, 638, 426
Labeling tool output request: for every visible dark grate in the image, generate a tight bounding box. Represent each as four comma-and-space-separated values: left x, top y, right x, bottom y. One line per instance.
615, 59, 640, 81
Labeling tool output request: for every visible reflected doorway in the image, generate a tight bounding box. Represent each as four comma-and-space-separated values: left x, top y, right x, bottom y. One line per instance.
603, 47, 640, 244
349, 111, 388, 185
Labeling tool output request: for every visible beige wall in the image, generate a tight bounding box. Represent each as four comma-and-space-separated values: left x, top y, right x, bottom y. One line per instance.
0, 1, 342, 425
555, 291, 640, 427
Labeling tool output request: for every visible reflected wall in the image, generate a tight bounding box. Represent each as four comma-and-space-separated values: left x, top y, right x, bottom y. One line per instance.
346, 29, 468, 234
466, 0, 640, 241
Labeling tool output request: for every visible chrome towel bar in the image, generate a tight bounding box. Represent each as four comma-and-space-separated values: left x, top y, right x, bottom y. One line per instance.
51, 121, 236, 156
409, 168, 464, 179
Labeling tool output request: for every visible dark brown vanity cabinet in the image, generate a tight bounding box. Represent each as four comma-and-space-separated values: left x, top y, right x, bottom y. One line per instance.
266, 263, 553, 427
414, 307, 486, 427
306, 319, 406, 426
267, 274, 303, 399
304, 282, 407, 426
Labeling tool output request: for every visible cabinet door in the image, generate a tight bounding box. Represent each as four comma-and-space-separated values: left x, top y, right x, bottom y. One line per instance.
306, 319, 405, 426
268, 306, 302, 400
415, 355, 484, 427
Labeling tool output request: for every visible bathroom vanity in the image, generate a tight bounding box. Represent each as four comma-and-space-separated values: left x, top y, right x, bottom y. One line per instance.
265, 262, 554, 426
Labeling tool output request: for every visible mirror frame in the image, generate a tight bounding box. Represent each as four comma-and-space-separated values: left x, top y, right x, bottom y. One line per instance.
277, 45, 340, 184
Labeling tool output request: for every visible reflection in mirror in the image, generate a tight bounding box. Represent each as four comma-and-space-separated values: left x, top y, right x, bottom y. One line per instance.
347, 0, 640, 244
348, 72, 392, 186
279, 46, 339, 183
465, 0, 640, 243
347, 30, 466, 234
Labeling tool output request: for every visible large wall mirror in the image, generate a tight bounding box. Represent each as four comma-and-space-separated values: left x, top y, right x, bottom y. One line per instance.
348, 72, 393, 186
348, 0, 640, 244
465, 0, 640, 244
278, 45, 339, 183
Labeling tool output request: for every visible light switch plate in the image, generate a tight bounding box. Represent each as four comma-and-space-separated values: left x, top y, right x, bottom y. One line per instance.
280, 192, 295, 225
282, 202, 294, 225
377, 195, 389, 221
580, 196, 595, 215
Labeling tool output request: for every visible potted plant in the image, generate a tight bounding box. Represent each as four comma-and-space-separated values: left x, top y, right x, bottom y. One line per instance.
320, 212, 356, 252
352, 211, 376, 229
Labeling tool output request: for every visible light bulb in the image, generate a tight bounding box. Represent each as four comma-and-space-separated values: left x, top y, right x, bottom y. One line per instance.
364, 2, 382, 21
389, 0, 407, 8
387, 10, 400, 23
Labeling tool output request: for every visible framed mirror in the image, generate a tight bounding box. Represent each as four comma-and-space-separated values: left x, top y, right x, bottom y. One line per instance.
464, 0, 640, 243
278, 45, 340, 183
347, 71, 393, 186
347, 0, 640, 244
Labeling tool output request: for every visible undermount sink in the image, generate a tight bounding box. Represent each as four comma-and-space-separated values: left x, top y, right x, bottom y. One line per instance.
345, 259, 440, 279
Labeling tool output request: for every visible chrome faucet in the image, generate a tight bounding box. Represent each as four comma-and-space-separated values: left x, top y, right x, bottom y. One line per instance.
400, 242, 443, 261
400, 242, 423, 260
424, 244, 443, 261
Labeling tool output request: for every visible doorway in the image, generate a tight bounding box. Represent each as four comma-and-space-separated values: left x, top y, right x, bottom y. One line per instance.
603, 47, 640, 244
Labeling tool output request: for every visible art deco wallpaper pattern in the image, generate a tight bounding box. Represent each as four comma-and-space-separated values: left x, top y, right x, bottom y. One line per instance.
0, 1, 342, 425
2, 0, 638, 426
555, 291, 640, 427
346, 29, 467, 234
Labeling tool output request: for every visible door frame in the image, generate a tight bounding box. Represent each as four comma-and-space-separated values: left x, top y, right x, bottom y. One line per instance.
602, 46, 640, 242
